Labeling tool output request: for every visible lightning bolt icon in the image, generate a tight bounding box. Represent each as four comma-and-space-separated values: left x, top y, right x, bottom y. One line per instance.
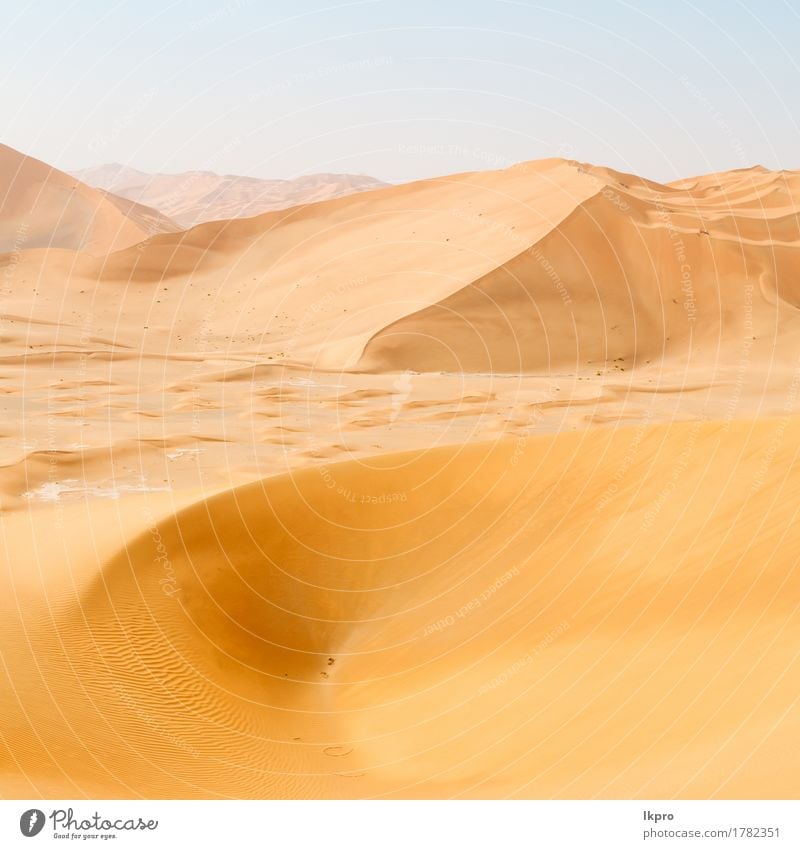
28, 811, 39, 834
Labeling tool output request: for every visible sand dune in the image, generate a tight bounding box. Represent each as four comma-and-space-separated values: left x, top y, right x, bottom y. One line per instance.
2, 158, 602, 369
1, 151, 799, 798
71, 163, 389, 227
2, 419, 798, 798
358, 163, 800, 372
0, 144, 178, 255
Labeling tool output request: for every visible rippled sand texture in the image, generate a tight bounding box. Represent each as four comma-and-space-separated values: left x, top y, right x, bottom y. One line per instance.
69, 163, 390, 228
1, 146, 799, 798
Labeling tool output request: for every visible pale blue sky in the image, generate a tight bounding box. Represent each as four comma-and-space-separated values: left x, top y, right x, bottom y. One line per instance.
2, 0, 798, 182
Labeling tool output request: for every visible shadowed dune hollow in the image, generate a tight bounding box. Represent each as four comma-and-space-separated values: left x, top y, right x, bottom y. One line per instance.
3, 419, 798, 798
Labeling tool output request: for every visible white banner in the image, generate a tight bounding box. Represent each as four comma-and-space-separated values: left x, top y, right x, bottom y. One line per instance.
1, 800, 797, 848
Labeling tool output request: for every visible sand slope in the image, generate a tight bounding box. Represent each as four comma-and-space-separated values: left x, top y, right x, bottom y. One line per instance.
8, 157, 799, 376
1, 419, 798, 798
358, 163, 800, 372
2, 158, 603, 369
0, 144, 178, 255
71, 163, 389, 227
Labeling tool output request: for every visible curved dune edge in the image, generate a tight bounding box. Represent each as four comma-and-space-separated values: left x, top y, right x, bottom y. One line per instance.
1, 416, 799, 799
357, 164, 800, 373
0, 157, 604, 371
0, 143, 178, 255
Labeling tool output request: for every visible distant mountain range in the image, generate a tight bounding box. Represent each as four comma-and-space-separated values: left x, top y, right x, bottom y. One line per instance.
69, 163, 390, 227
0, 144, 178, 255
0, 143, 389, 256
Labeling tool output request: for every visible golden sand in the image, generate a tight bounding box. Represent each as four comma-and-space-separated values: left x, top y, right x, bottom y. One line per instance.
1, 145, 798, 797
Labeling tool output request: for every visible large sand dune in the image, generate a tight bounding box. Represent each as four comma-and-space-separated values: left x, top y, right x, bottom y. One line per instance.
9, 157, 798, 375
359, 163, 800, 373
1, 152, 799, 798
2, 420, 798, 798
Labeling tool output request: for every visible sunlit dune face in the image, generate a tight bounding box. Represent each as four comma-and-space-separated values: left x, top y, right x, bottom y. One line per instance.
3, 420, 799, 798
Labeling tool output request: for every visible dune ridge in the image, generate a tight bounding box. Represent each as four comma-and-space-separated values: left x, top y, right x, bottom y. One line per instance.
358, 162, 800, 373
6, 156, 799, 377
0, 144, 179, 255
2, 419, 799, 798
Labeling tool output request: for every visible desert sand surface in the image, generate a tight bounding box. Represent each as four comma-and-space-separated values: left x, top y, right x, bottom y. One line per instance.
0, 145, 178, 255
1, 154, 799, 799
71, 163, 389, 227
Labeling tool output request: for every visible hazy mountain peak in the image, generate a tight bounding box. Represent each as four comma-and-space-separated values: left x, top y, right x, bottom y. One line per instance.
0, 144, 177, 254
69, 163, 390, 227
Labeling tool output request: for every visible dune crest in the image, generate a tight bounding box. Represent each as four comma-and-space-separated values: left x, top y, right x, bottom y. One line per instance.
1, 150, 799, 800
7, 156, 799, 377
2, 419, 798, 798
70, 163, 390, 227
0, 144, 179, 255
358, 161, 800, 372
